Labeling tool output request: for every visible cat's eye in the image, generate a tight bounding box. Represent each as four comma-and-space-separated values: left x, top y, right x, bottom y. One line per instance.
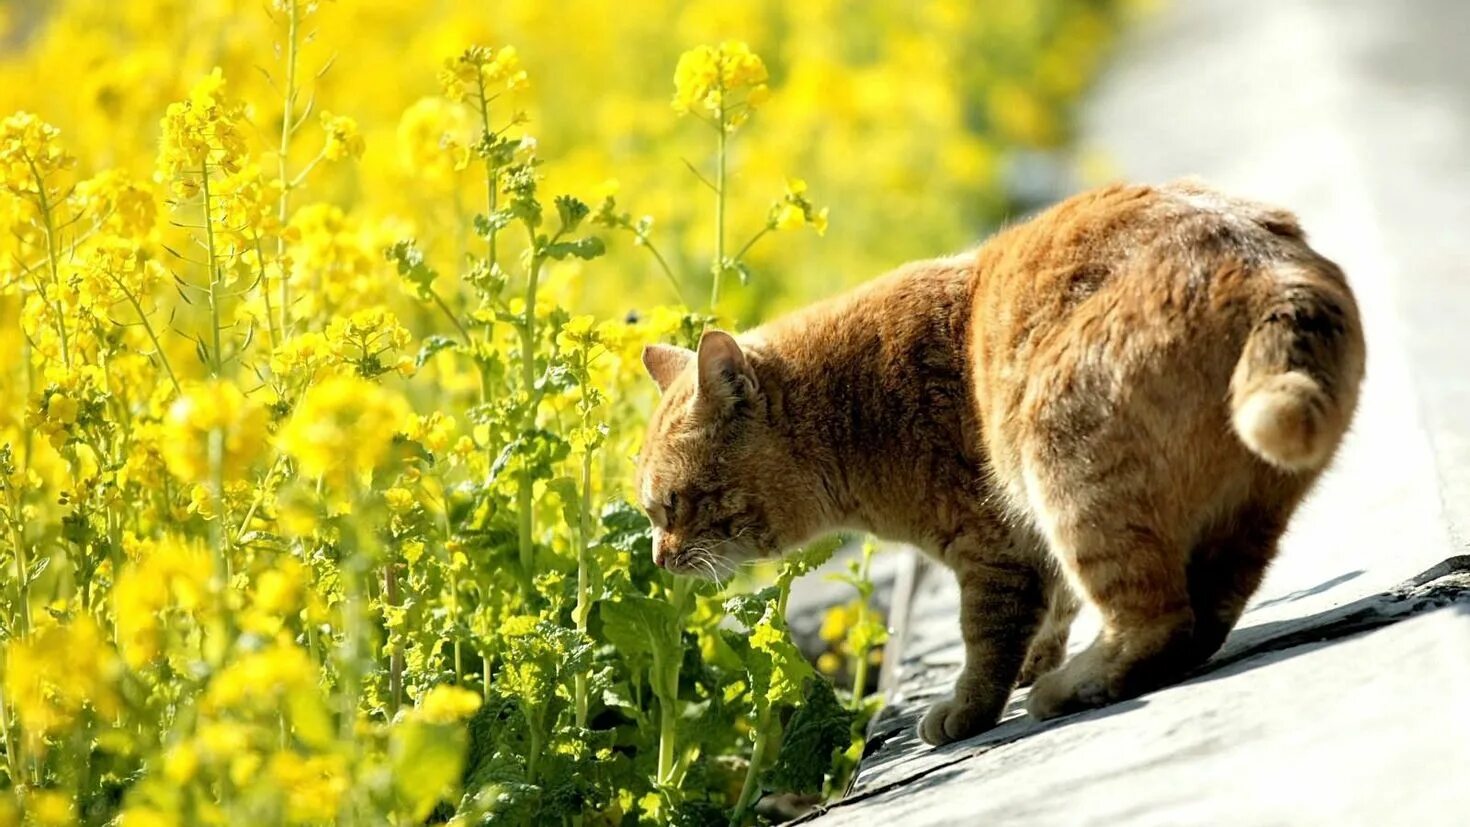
664, 491, 679, 520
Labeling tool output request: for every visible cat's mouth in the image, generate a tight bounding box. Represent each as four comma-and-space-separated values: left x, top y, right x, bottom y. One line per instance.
661, 537, 759, 581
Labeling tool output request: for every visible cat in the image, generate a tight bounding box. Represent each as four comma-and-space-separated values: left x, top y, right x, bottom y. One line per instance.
635, 180, 1364, 746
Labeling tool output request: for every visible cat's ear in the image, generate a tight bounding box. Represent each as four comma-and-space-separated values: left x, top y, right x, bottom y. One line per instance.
695, 330, 757, 407
642, 343, 694, 393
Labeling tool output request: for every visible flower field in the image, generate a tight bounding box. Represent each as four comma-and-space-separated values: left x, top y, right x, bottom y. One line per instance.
0, 1, 1135, 824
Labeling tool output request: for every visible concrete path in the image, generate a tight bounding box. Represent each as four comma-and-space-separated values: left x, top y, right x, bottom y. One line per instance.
800, 0, 1470, 823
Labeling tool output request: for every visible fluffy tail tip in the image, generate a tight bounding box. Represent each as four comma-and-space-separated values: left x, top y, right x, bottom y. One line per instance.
1232, 371, 1339, 472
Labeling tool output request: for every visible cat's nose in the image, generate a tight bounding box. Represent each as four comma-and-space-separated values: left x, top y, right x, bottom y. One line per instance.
652, 546, 668, 568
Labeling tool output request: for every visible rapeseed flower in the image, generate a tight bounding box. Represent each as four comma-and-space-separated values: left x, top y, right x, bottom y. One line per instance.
161, 380, 270, 484
277, 374, 410, 488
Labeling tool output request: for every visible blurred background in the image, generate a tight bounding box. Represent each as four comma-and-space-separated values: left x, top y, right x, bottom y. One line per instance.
0, 0, 1148, 323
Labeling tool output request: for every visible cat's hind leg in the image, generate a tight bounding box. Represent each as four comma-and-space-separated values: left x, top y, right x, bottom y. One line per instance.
1016, 576, 1080, 687
1020, 451, 1200, 721
1184, 489, 1305, 663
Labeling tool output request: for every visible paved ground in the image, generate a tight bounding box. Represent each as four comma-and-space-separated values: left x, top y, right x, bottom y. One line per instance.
798, 0, 1470, 823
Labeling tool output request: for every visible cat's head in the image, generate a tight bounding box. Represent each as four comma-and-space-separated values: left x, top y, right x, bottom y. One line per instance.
635, 330, 812, 579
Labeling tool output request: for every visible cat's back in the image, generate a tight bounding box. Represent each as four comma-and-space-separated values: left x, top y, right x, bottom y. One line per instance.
969, 179, 1360, 519
971, 180, 1323, 398
755, 253, 979, 382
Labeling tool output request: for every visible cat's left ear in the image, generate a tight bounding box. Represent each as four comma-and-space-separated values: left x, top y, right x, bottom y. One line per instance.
695, 330, 757, 407
642, 344, 694, 393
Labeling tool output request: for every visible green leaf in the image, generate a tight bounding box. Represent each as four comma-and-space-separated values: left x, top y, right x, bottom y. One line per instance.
554, 195, 590, 232
416, 334, 458, 368
749, 606, 812, 711
599, 594, 680, 662
473, 210, 514, 239
544, 236, 606, 261
764, 675, 856, 794
386, 239, 437, 300
777, 535, 846, 590
392, 720, 470, 822
732, 260, 753, 285
723, 587, 781, 629
600, 500, 652, 556
287, 685, 335, 751
600, 594, 682, 702
545, 476, 582, 538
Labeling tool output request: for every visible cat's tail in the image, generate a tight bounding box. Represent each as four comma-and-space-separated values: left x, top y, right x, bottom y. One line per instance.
1229, 259, 1365, 472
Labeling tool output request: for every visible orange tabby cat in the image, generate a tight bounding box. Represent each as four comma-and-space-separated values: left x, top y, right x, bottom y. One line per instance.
635, 180, 1364, 746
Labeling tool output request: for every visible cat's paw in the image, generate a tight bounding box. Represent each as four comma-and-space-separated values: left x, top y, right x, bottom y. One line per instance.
918, 695, 1000, 746
1016, 640, 1066, 687
1025, 662, 1112, 720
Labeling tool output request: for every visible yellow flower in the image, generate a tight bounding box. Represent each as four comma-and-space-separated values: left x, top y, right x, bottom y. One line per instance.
320, 111, 365, 161
285, 204, 386, 317
817, 651, 842, 675
113, 535, 214, 669
396, 97, 474, 185
268, 751, 349, 824
196, 720, 253, 759
383, 487, 415, 513
770, 178, 829, 236
270, 330, 337, 383
672, 41, 769, 126
212, 164, 284, 245
412, 684, 483, 724
555, 314, 601, 352
242, 558, 308, 635
45, 393, 78, 426
439, 45, 529, 104
0, 111, 74, 195
163, 742, 200, 784
4, 616, 120, 745
76, 169, 157, 240
324, 306, 413, 377
160, 380, 270, 484
773, 203, 805, 231
819, 601, 858, 644
156, 68, 248, 198
254, 560, 307, 616
405, 412, 457, 456
117, 807, 176, 827
277, 374, 410, 488
204, 639, 314, 711
26, 790, 74, 827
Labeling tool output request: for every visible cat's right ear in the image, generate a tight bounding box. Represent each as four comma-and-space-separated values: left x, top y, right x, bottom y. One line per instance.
642, 344, 694, 393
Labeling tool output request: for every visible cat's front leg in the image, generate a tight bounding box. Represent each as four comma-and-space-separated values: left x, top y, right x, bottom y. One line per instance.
919, 559, 1045, 746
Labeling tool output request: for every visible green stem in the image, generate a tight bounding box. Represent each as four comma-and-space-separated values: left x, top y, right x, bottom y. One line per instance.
232, 454, 285, 545
731, 708, 771, 825
0, 690, 19, 795
385, 556, 403, 716
527, 721, 543, 787
710, 104, 728, 313
200, 162, 224, 377
849, 547, 876, 711
629, 223, 686, 305
110, 271, 182, 393
253, 239, 280, 349
475, 75, 499, 267
428, 288, 473, 345
207, 427, 235, 654
25, 153, 70, 366
657, 682, 678, 786
733, 225, 771, 264
573, 443, 594, 727
276, 0, 300, 335
515, 238, 542, 591
7, 514, 30, 636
